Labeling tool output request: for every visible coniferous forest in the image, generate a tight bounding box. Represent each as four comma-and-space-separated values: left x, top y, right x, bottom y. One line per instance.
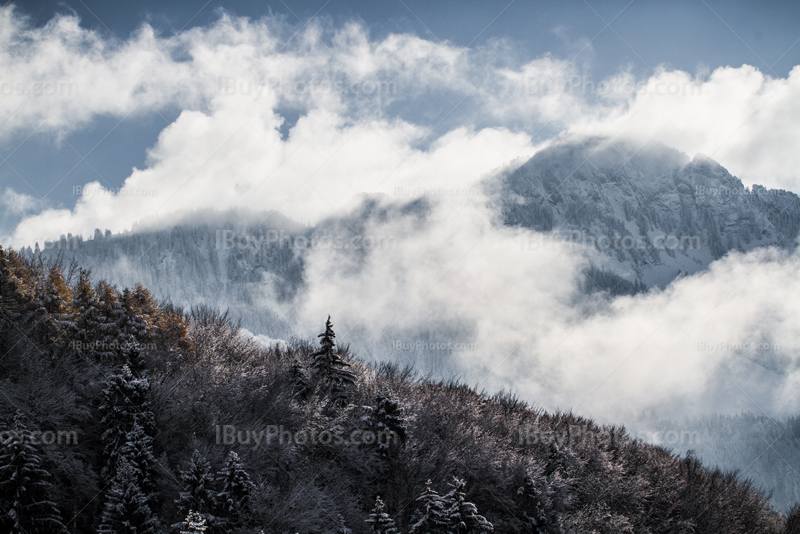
0, 249, 798, 533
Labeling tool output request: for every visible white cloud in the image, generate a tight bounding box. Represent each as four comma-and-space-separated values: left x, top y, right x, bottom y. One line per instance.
296, 194, 800, 421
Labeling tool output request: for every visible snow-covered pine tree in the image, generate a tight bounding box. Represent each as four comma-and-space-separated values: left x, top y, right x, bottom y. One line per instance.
362, 390, 407, 456
179, 511, 207, 534
365, 496, 398, 534
310, 316, 356, 405
216, 450, 254, 527
0, 247, 36, 325
409, 480, 448, 534
289, 360, 312, 399
94, 282, 124, 360
517, 473, 556, 534
441, 478, 493, 533
29, 264, 74, 347
119, 287, 154, 349
175, 450, 217, 524
116, 422, 158, 501
99, 365, 156, 484
0, 412, 68, 534
97, 458, 159, 534
72, 268, 100, 357
515, 462, 571, 534
121, 341, 148, 378
336, 513, 353, 534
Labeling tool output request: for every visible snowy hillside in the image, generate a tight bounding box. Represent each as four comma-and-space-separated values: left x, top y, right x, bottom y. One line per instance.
494, 138, 800, 288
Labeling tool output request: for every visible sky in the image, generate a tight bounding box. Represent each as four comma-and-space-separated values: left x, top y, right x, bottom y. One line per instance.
1, 0, 800, 244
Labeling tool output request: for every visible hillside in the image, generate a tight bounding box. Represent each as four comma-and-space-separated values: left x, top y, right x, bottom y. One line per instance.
0, 248, 795, 533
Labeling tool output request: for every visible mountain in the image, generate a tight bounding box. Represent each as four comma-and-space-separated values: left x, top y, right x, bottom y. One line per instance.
492, 138, 800, 289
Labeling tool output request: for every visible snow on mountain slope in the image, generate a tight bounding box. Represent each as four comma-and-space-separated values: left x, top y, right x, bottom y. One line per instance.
35, 209, 307, 339
494, 138, 800, 288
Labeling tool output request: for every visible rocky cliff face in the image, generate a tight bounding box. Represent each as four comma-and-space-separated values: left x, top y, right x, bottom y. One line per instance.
494, 138, 800, 287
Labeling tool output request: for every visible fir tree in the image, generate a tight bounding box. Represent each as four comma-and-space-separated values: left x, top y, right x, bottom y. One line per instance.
362, 390, 407, 456
97, 458, 159, 534
0, 247, 36, 324
179, 511, 207, 534
116, 422, 158, 500
0, 413, 68, 534
289, 360, 312, 399
310, 316, 356, 405
72, 268, 100, 357
365, 496, 398, 534
336, 513, 353, 534
99, 365, 156, 485
409, 480, 448, 534
216, 450, 254, 527
441, 478, 493, 534
94, 282, 124, 360
515, 465, 570, 534
175, 450, 217, 524
29, 264, 74, 346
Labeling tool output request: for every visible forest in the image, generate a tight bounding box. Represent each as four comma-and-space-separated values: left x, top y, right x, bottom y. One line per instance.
0, 247, 798, 533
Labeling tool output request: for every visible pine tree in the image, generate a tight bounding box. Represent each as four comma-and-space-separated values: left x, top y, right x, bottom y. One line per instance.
99, 365, 156, 485
97, 458, 159, 534
0, 413, 68, 534
175, 450, 217, 524
216, 450, 254, 527
72, 268, 100, 357
289, 360, 312, 399
409, 480, 448, 534
94, 282, 124, 360
116, 422, 158, 500
362, 390, 407, 456
179, 511, 207, 534
517, 475, 550, 534
29, 264, 74, 346
336, 513, 353, 534
365, 496, 398, 534
0, 247, 36, 324
120, 287, 155, 348
310, 316, 356, 405
441, 478, 493, 534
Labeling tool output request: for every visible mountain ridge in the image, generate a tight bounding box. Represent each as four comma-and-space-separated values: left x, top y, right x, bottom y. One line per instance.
493, 138, 800, 288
